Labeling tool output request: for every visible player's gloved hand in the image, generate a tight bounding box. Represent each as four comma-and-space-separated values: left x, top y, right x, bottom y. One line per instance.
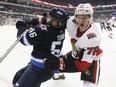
16, 18, 40, 30
16, 18, 32, 30
44, 56, 65, 72
28, 18, 39, 27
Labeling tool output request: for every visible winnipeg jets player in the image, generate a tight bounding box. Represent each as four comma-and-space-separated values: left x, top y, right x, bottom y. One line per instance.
13, 8, 69, 87
44, 3, 103, 87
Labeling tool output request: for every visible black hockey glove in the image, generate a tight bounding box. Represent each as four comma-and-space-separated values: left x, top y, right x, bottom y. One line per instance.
16, 18, 39, 30
44, 51, 80, 72
16, 18, 31, 30
44, 56, 65, 72
28, 18, 39, 27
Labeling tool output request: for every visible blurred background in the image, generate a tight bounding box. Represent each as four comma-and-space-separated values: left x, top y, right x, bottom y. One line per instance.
0, 0, 116, 26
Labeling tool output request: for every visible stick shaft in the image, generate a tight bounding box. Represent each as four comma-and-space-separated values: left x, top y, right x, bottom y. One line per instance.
0, 30, 27, 63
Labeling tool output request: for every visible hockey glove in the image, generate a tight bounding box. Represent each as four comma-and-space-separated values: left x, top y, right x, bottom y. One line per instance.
28, 18, 40, 27
44, 56, 65, 72
16, 18, 40, 30
16, 18, 31, 30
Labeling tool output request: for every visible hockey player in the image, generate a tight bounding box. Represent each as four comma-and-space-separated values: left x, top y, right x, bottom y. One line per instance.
13, 8, 69, 87
106, 21, 113, 38
109, 12, 116, 28
106, 21, 112, 31
44, 3, 103, 87
106, 12, 116, 38
12, 12, 65, 84
100, 21, 107, 32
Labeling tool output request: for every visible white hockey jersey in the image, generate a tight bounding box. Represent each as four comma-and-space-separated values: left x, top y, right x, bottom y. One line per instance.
66, 16, 103, 63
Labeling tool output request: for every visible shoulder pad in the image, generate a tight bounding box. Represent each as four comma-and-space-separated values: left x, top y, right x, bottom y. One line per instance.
76, 27, 101, 48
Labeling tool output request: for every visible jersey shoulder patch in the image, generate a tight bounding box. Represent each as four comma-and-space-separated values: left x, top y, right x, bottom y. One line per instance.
87, 32, 97, 39
38, 24, 48, 31
76, 27, 101, 48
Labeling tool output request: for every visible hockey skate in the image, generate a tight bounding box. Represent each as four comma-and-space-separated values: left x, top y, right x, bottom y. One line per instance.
53, 74, 65, 80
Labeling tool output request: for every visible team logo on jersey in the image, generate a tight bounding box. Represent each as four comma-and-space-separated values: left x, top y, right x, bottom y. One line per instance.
71, 38, 80, 58
87, 33, 97, 39
40, 24, 48, 31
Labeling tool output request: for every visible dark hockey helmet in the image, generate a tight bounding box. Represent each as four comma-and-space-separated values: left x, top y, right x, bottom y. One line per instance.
49, 8, 69, 28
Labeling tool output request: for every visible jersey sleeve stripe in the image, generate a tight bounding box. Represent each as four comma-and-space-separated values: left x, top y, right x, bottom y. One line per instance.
22, 32, 31, 45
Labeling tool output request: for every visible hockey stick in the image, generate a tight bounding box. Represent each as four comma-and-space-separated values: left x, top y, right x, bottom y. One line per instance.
0, 29, 28, 63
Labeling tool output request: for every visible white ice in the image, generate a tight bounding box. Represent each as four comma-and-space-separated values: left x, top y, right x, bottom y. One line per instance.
0, 24, 116, 87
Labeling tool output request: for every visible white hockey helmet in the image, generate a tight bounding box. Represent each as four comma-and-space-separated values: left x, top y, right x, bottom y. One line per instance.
75, 3, 94, 21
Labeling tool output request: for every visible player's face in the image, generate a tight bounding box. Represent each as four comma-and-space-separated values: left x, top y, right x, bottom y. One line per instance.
75, 14, 90, 32
51, 18, 59, 28
47, 15, 61, 28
